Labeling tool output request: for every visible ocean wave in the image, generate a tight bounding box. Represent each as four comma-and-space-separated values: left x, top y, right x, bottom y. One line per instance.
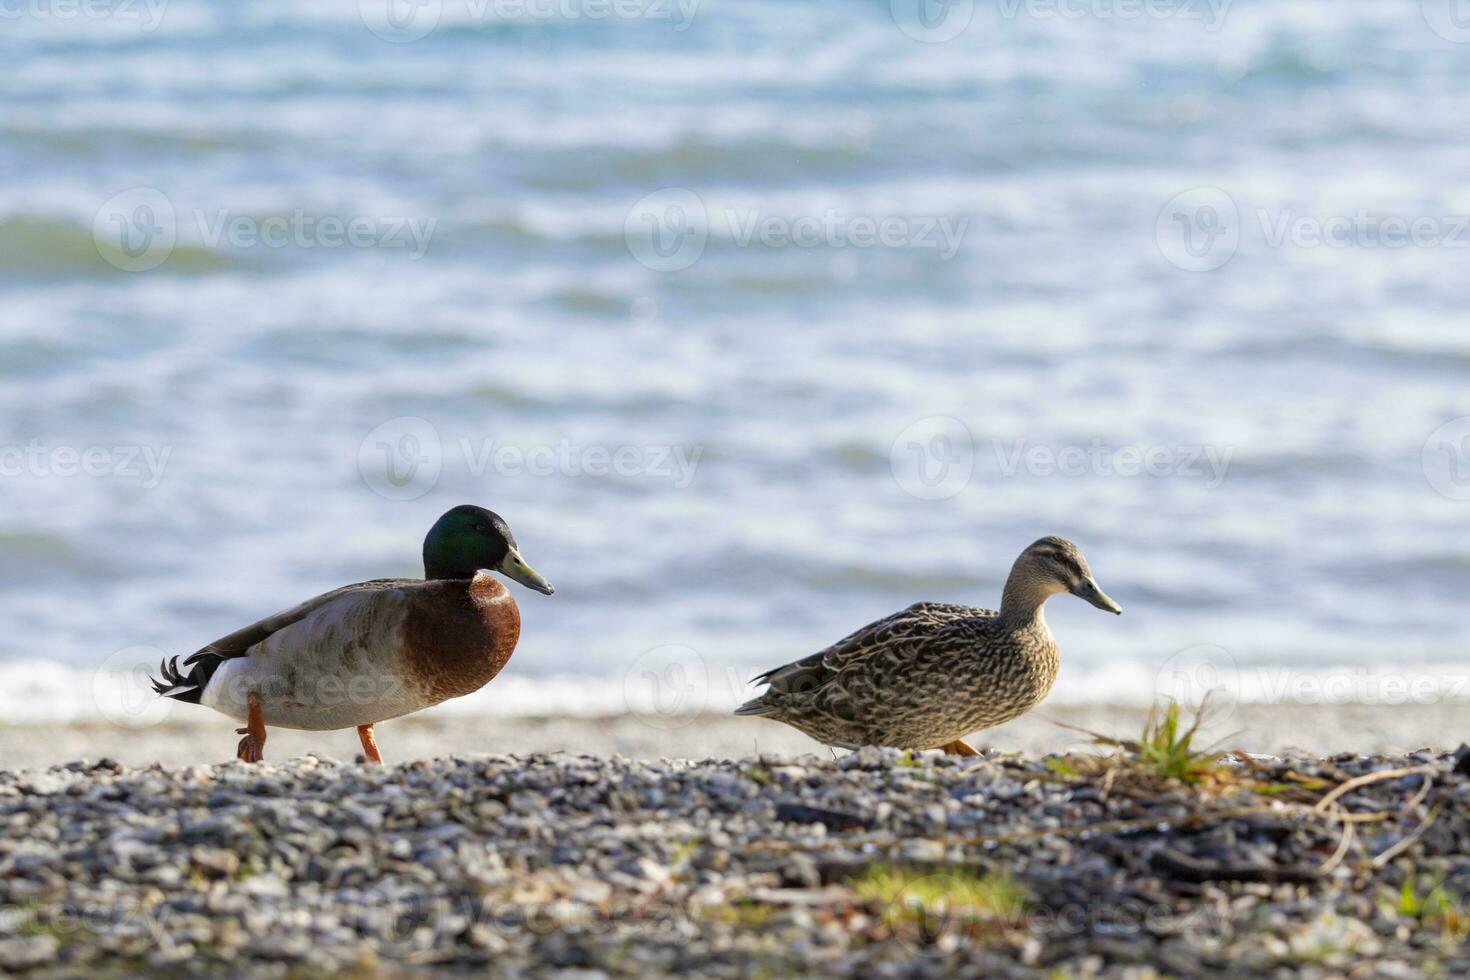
3, 0, 1470, 688
0, 214, 241, 278
19, 656, 1470, 727
0, 118, 261, 156
0, 532, 93, 583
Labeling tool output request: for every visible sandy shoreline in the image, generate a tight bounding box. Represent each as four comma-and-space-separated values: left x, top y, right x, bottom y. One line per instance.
1, 701, 1464, 771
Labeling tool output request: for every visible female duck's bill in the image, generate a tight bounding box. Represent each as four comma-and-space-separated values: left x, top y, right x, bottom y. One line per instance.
1012, 535, 1122, 616
1071, 577, 1121, 614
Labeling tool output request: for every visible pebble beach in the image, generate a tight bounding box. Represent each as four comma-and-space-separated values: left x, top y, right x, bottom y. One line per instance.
2, 713, 1468, 977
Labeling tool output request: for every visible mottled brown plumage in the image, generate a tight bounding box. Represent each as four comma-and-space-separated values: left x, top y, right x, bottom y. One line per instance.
735, 537, 1121, 751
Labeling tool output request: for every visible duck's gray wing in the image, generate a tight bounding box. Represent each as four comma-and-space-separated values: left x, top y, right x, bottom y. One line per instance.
150, 578, 419, 701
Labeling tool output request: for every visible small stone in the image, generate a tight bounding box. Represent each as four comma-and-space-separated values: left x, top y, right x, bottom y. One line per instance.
839, 746, 886, 770
898, 839, 945, 862
0, 936, 59, 970
20, 773, 66, 795
570, 879, 612, 904
189, 848, 240, 879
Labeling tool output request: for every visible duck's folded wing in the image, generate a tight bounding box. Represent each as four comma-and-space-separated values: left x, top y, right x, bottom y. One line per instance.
749, 601, 993, 695
151, 578, 417, 703
810, 616, 991, 721
812, 602, 991, 674
183, 578, 417, 665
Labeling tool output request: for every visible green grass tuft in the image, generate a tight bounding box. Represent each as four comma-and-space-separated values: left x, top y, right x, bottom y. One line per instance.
700, 899, 779, 929
742, 766, 772, 786
1060, 697, 1227, 785
852, 864, 1028, 944
1132, 700, 1225, 783
1396, 874, 1469, 938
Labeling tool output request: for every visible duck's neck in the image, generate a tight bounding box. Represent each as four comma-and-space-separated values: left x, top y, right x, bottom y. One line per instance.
999, 564, 1061, 626
423, 557, 480, 581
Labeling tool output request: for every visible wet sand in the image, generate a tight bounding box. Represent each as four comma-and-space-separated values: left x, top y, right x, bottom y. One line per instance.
1, 701, 1462, 770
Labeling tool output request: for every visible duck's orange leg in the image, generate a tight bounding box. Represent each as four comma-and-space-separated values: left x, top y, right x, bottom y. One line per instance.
941, 738, 980, 756
235, 694, 267, 763
357, 724, 383, 765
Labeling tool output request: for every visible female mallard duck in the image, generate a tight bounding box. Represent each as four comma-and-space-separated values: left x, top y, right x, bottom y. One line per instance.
735, 536, 1120, 754
150, 505, 553, 764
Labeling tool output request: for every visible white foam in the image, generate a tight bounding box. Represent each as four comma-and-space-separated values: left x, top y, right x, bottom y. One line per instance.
10, 658, 1470, 729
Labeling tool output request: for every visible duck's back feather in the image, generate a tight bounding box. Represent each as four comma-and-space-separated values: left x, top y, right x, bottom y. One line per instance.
736, 602, 994, 715
152, 579, 415, 705
200, 581, 427, 730
154, 574, 520, 731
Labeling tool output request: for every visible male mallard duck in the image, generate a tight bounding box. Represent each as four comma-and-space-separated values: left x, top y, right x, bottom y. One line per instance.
735, 537, 1120, 754
150, 505, 553, 764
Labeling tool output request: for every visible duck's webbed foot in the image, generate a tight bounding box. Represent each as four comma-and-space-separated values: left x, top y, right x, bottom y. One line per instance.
235, 694, 267, 763
940, 738, 981, 756
357, 724, 384, 765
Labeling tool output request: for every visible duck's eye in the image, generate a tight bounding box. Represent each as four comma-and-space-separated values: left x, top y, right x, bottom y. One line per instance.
474, 523, 488, 532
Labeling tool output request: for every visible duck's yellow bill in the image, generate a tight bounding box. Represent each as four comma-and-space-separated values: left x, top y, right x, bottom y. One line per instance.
497, 547, 555, 595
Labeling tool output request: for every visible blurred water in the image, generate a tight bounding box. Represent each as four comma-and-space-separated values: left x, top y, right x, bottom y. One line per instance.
3, 0, 1469, 719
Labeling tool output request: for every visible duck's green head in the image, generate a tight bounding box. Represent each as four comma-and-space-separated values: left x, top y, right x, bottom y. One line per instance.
422, 504, 554, 594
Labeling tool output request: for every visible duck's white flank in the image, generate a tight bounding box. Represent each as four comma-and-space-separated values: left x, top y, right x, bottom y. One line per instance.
200, 584, 437, 731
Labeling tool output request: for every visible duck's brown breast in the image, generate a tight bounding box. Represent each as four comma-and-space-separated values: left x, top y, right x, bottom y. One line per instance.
401, 573, 521, 702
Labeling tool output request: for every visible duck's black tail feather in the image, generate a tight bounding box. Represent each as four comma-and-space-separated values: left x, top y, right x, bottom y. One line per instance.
149, 653, 226, 705
733, 694, 778, 716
